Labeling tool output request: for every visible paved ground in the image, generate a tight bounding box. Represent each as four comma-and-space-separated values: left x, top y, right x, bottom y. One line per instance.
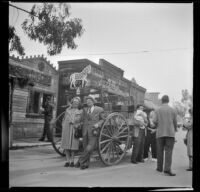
9, 128, 192, 188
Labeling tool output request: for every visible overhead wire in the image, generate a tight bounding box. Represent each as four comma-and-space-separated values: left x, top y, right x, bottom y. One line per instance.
10, 6, 15, 26
9, 3, 39, 18
13, 8, 19, 27
52, 48, 192, 57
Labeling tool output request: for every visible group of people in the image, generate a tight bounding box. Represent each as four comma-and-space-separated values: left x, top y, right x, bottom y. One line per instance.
130, 104, 157, 164
39, 94, 193, 174
130, 95, 193, 176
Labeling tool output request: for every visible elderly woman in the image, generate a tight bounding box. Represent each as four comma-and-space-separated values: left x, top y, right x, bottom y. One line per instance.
183, 108, 193, 171
61, 97, 83, 167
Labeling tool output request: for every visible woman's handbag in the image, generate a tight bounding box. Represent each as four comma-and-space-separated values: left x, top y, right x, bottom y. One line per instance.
183, 137, 187, 145
74, 125, 82, 139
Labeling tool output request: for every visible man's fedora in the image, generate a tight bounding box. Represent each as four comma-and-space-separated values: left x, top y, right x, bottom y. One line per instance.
85, 95, 96, 103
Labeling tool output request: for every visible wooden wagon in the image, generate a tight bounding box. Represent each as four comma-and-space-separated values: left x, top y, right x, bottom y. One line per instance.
51, 89, 135, 166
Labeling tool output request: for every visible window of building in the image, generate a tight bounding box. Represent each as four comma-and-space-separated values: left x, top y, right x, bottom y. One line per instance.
26, 89, 54, 116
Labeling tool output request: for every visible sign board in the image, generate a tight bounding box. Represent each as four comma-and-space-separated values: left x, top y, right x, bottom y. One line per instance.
9, 64, 51, 86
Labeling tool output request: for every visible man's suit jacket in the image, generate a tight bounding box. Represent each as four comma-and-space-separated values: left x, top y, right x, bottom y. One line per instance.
82, 105, 105, 137
153, 104, 177, 138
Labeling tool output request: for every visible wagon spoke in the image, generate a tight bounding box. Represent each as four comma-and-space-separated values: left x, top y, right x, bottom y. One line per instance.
105, 124, 113, 136
100, 141, 111, 154
109, 119, 115, 134
117, 135, 128, 139
106, 127, 113, 137
103, 143, 111, 163
105, 145, 110, 161
100, 138, 112, 145
113, 116, 119, 133
107, 144, 112, 164
118, 120, 126, 129
118, 126, 128, 135
112, 143, 116, 160
117, 122, 126, 133
101, 132, 112, 138
109, 142, 114, 161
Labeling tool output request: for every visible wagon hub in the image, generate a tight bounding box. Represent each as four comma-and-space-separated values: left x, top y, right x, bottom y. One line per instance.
112, 136, 118, 141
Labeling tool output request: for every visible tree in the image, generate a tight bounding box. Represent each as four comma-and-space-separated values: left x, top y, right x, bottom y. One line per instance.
9, 26, 25, 56
172, 101, 187, 118
181, 89, 190, 103
10, 3, 84, 56
181, 89, 192, 109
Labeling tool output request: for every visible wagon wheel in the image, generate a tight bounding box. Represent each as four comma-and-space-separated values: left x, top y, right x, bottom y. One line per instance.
98, 112, 130, 166
51, 111, 65, 156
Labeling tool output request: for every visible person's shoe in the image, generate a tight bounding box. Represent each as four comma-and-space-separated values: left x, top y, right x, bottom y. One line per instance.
74, 162, 80, 168
131, 160, 138, 164
80, 165, 89, 170
164, 171, 176, 176
70, 162, 74, 167
64, 162, 70, 167
38, 138, 44, 141
156, 168, 162, 172
186, 168, 192, 171
138, 159, 145, 163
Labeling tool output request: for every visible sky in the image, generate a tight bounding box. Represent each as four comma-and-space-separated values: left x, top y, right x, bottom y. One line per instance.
9, 2, 193, 103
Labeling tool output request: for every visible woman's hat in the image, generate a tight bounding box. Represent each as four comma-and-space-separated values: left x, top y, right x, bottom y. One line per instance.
71, 97, 81, 103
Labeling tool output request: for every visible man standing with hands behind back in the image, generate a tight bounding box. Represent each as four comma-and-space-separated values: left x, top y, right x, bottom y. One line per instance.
153, 95, 177, 176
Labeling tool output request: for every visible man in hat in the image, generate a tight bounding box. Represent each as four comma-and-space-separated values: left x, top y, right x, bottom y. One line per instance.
39, 96, 54, 142
75, 96, 105, 169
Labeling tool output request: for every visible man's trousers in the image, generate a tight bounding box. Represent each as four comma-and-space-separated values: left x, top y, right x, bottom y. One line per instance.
156, 137, 175, 172
78, 132, 97, 167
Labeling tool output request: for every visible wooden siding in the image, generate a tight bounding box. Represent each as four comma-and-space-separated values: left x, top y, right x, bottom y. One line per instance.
13, 122, 44, 138
12, 88, 28, 122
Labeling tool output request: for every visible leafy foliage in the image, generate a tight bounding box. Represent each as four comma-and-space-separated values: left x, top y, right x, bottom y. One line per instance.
172, 101, 187, 118
181, 89, 190, 103
173, 89, 193, 118
181, 89, 192, 108
21, 3, 84, 55
9, 26, 25, 56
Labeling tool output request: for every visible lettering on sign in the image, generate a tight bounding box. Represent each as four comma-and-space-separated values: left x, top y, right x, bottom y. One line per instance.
9, 64, 51, 86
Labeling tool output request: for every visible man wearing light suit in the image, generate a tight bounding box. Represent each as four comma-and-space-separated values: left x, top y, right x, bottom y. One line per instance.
75, 96, 105, 170
153, 95, 177, 176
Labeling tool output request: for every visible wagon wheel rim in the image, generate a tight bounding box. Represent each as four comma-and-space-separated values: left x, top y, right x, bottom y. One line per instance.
98, 112, 130, 166
51, 112, 65, 156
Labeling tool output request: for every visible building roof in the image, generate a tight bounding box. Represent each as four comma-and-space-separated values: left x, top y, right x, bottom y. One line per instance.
58, 58, 102, 70
9, 54, 57, 72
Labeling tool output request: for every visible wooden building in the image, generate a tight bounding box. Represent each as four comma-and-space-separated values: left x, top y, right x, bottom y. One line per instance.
57, 58, 146, 117
9, 55, 59, 142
